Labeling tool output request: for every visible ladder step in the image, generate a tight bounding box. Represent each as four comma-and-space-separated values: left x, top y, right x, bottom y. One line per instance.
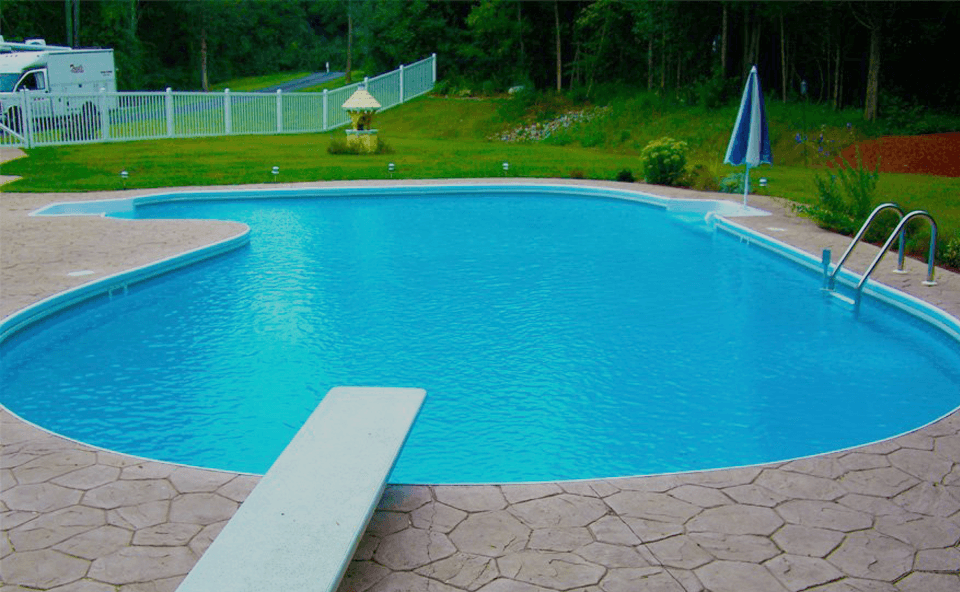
828, 291, 856, 309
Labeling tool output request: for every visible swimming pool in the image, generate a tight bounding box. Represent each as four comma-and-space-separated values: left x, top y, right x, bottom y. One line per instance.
3, 185, 959, 483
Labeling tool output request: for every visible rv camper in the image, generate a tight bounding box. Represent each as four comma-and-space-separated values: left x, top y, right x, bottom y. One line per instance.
0, 37, 116, 136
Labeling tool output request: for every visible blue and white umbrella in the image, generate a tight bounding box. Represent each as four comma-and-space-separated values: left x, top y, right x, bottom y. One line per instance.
724, 65, 772, 206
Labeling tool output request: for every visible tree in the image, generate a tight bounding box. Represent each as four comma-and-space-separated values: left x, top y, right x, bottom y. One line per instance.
346, 0, 352, 83
463, 0, 525, 85
851, 2, 893, 121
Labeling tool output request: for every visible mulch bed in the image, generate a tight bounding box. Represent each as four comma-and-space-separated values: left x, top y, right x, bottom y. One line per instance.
834, 132, 960, 177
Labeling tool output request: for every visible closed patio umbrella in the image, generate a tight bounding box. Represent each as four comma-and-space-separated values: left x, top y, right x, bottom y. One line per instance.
724, 65, 772, 206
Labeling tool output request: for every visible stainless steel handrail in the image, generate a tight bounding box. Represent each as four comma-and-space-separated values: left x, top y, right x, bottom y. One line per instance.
854, 210, 938, 311
827, 203, 904, 290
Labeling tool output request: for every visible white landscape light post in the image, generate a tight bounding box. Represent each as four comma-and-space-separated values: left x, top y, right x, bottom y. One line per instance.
502, 161, 509, 176
120, 169, 128, 189
388, 162, 395, 178
272, 166, 279, 182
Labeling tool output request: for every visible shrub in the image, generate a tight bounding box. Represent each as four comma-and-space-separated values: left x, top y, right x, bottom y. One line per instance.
719, 172, 745, 194
327, 137, 393, 155
684, 162, 720, 192
639, 137, 688, 186
939, 233, 960, 272
695, 71, 729, 109
431, 80, 451, 96
615, 169, 635, 183
798, 148, 880, 235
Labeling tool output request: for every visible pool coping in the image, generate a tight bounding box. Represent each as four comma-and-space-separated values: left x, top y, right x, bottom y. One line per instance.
3, 178, 959, 592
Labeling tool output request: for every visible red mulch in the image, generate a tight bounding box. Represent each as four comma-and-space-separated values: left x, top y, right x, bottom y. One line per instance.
832, 132, 960, 177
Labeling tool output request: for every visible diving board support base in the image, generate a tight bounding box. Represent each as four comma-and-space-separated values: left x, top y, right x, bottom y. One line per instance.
175, 386, 426, 592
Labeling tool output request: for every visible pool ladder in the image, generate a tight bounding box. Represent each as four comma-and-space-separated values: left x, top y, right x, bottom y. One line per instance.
822, 203, 938, 313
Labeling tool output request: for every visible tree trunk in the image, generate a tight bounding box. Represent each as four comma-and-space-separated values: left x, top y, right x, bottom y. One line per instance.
554, 0, 561, 91
816, 59, 824, 102
721, 2, 727, 75
647, 36, 653, 91
676, 51, 681, 92
517, 2, 524, 75
780, 11, 787, 101
346, 1, 353, 84
825, 34, 831, 106
66, 0, 74, 47
742, 5, 749, 79
660, 25, 666, 91
571, 44, 581, 87
73, 0, 80, 47
587, 12, 609, 95
864, 23, 880, 121
200, 28, 209, 92
833, 45, 841, 110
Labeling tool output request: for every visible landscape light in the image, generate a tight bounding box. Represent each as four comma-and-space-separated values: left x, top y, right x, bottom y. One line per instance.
759, 177, 768, 187
272, 166, 280, 181
502, 162, 509, 175
120, 170, 128, 189
388, 162, 395, 178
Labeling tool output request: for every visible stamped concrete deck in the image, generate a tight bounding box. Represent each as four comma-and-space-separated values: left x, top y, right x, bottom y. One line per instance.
2, 178, 959, 591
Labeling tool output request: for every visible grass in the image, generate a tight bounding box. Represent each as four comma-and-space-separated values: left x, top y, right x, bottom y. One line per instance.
3, 91, 958, 249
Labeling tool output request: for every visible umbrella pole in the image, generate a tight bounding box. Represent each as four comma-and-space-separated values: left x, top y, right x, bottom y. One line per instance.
743, 163, 750, 207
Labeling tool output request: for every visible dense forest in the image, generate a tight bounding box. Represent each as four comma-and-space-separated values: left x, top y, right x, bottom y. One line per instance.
1, 1, 957, 120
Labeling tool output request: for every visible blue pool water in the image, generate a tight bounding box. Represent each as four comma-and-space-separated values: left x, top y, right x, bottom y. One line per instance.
3, 190, 960, 483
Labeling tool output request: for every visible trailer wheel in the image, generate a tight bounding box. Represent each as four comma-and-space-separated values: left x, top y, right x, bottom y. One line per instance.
3, 107, 23, 136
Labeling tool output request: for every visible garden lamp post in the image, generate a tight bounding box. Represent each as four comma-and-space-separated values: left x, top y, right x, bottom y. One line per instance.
801, 80, 808, 166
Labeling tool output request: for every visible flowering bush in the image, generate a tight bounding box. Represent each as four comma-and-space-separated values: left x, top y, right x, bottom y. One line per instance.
640, 137, 688, 186
796, 148, 880, 236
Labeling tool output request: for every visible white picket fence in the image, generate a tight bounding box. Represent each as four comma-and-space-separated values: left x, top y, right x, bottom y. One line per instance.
0, 54, 436, 149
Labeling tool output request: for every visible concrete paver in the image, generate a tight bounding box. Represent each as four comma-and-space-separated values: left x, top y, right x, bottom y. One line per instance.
2, 179, 959, 591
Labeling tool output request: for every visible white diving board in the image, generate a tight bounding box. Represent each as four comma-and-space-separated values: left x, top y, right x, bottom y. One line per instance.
176, 386, 426, 592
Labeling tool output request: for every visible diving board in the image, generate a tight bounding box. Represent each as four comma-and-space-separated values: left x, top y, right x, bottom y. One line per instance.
176, 386, 426, 592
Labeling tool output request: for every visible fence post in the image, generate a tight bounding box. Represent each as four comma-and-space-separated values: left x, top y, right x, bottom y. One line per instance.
364, 76, 369, 89
322, 89, 328, 131
276, 89, 283, 133
20, 90, 34, 148
399, 64, 405, 103
99, 88, 110, 141
432, 53, 437, 84
165, 87, 174, 137
224, 89, 232, 135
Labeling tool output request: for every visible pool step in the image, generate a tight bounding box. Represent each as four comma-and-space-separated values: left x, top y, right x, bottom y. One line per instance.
175, 386, 426, 592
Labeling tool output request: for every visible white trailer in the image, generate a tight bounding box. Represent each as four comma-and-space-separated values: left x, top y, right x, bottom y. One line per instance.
0, 37, 116, 137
